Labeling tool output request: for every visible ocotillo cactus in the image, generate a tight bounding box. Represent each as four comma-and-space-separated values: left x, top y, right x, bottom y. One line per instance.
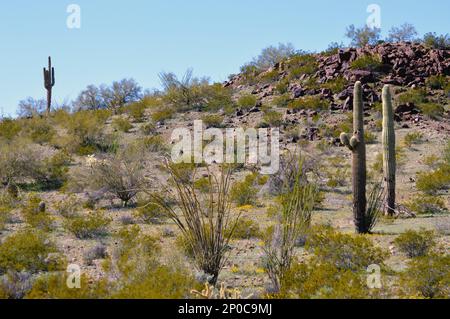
382, 85, 396, 216
340, 81, 367, 233
43, 56, 55, 115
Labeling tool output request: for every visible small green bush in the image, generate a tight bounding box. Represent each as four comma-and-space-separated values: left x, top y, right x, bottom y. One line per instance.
134, 196, 167, 224
419, 103, 445, 120
322, 76, 348, 93
21, 196, 54, 231
151, 107, 174, 123
261, 110, 283, 127
140, 135, 166, 152
271, 94, 290, 108
399, 254, 450, 298
112, 117, 133, 133
26, 273, 101, 299
227, 218, 261, 239
403, 131, 424, 147
237, 94, 257, 110
126, 101, 147, 122
350, 54, 383, 71
288, 96, 328, 111
64, 211, 111, 239
201, 114, 224, 128
416, 164, 450, 194
405, 194, 447, 215
394, 229, 436, 258
0, 118, 21, 141
140, 122, 156, 135
24, 117, 56, 145
0, 230, 64, 274
426, 75, 448, 90
55, 195, 80, 218
397, 88, 428, 105
275, 79, 289, 94
230, 174, 258, 206
364, 131, 377, 144
306, 225, 388, 271
279, 261, 376, 299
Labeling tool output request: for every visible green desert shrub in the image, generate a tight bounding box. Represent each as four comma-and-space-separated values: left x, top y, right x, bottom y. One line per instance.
151, 107, 174, 123
202, 83, 234, 112
271, 94, 290, 108
201, 114, 224, 128
403, 131, 424, 147
88, 145, 148, 206
399, 254, 450, 298
175, 234, 195, 259
227, 218, 261, 239
24, 117, 56, 145
288, 96, 328, 111
239, 64, 260, 85
364, 131, 377, 144
405, 194, 447, 215
275, 79, 289, 94
322, 76, 348, 93
306, 225, 388, 271
426, 75, 448, 90
54, 195, 80, 218
139, 135, 167, 153
0, 230, 64, 274
350, 54, 383, 71
230, 174, 258, 206
26, 273, 101, 299
134, 195, 167, 224
64, 210, 111, 239
33, 150, 71, 190
260, 110, 284, 127
0, 118, 21, 141
21, 196, 54, 231
397, 88, 428, 105
394, 229, 436, 258
101, 227, 195, 298
126, 100, 147, 122
279, 261, 376, 299
416, 164, 450, 194
237, 94, 257, 110
64, 110, 112, 154
325, 166, 349, 188
112, 117, 133, 133
0, 207, 12, 231
418, 102, 445, 120
111, 265, 195, 299
193, 177, 211, 193
286, 54, 318, 80
140, 122, 156, 135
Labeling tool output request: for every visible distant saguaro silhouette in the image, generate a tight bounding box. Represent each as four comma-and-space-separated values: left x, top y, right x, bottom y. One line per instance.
43, 56, 55, 115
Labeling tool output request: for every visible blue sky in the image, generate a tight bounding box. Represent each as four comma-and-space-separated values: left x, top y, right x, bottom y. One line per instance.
0, 0, 449, 115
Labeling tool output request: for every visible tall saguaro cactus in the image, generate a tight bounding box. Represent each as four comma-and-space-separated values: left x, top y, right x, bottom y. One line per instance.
43, 56, 55, 115
340, 81, 367, 233
382, 85, 396, 216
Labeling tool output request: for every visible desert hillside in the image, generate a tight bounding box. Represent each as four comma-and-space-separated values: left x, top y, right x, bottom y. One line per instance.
0, 41, 449, 299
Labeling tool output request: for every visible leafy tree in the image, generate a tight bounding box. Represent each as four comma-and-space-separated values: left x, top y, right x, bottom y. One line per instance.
345, 25, 381, 47
422, 32, 450, 49
74, 85, 104, 111
158, 69, 209, 111
17, 97, 46, 117
387, 23, 418, 42
101, 78, 142, 111
251, 43, 296, 70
